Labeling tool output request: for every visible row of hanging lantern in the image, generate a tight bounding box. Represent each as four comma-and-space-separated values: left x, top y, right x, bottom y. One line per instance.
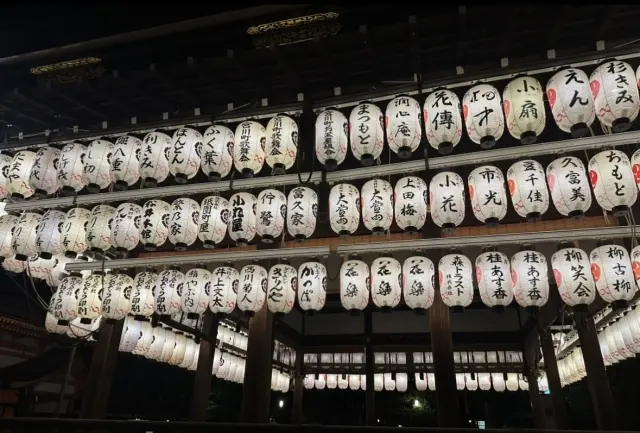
2, 253, 93, 288
305, 350, 522, 367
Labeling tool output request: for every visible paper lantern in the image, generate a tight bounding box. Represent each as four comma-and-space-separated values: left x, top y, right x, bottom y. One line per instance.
168, 198, 200, 251
45, 255, 72, 288
465, 373, 478, 391
476, 251, 513, 308
102, 273, 133, 321
385, 95, 421, 158
430, 171, 465, 233
111, 135, 142, 190
286, 186, 317, 241
552, 247, 596, 311
237, 264, 268, 316
228, 192, 257, 246
198, 196, 229, 248
340, 260, 370, 312
60, 207, 90, 258
298, 261, 326, 313
511, 250, 550, 309
423, 89, 463, 155
12, 212, 42, 261
45, 311, 68, 334
439, 254, 474, 309
7, 150, 36, 200
201, 125, 234, 181
267, 263, 297, 314
467, 165, 508, 226
502, 76, 546, 144
34, 210, 65, 260
590, 244, 636, 308
0, 214, 17, 260
155, 268, 184, 316
26, 255, 53, 281
265, 114, 298, 175
139, 131, 172, 187
361, 179, 393, 235
146, 326, 167, 360
180, 337, 198, 369
57, 142, 87, 195
77, 271, 105, 323
169, 128, 203, 183
112, 203, 142, 253
2, 255, 26, 273
329, 183, 360, 236
589, 150, 637, 215
394, 176, 428, 233
546, 156, 592, 218
159, 331, 176, 363
403, 256, 435, 311
30, 147, 60, 198
371, 257, 402, 310
349, 102, 384, 166
209, 266, 238, 316
0, 154, 13, 199
182, 267, 211, 318
52, 274, 81, 324
234, 121, 266, 178
632, 246, 640, 292
137, 199, 170, 251
169, 333, 187, 366
83, 139, 113, 193
86, 205, 116, 254
131, 269, 157, 318
256, 189, 286, 243
507, 160, 549, 222
546, 67, 595, 137
590, 60, 640, 132
462, 83, 505, 148
315, 108, 348, 171
119, 317, 142, 353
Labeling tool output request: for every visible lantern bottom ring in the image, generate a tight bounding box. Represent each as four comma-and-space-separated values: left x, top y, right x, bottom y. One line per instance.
202, 240, 217, 249
79, 318, 92, 325
526, 212, 541, 223
412, 308, 426, 315
403, 226, 418, 234
397, 146, 413, 160
612, 205, 629, 217
612, 117, 632, 133
371, 227, 386, 236
142, 177, 158, 188
63, 250, 78, 259
206, 171, 222, 182
569, 210, 585, 220
479, 135, 496, 149
260, 235, 275, 244
174, 243, 188, 252
485, 217, 499, 228
242, 310, 255, 318
56, 319, 69, 326
271, 163, 286, 176
59, 186, 77, 197
519, 131, 537, 145
452, 306, 465, 313
113, 180, 129, 191
39, 251, 53, 260
9, 192, 25, 202
441, 223, 456, 234
241, 168, 255, 179
571, 304, 589, 313
186, 312, 200, 320
359, 154, 375, 167
323, 159, 338, 172
438, 142, 454, 155
33, 189, 48, 199
86, 183, 102, 194
348, 309, 361, 316
611, 299, 629, 310
235, 239, 249, 247
338, 230, 352, 238
143, 243, 158, 252
570, 122, 589, 138
173, 173, 189, 184
294, 234, 307, 242
133, 315, 148, 321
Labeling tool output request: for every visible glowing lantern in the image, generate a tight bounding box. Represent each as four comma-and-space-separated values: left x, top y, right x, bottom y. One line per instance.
139, 200, 170, 251
145, 326, 166, 360
394, 176, 428, 233
111, 135, 142, 190
590, 244, 636, 308
462, 83, 505, 149
589, 150, 637, 215
439, 253, 474, 309
349, 102, 384, 166
267, 263, 297, 314
45, 312, 68, 335
492, 373, 506, 392
2, 255, 26, 273
507, 160, 549, 222
228, 192, 257, 246
30, 147, 60, 198
340, 259, 370, 312
155, 267, 183, 316
46, 255, 72, 288
198, 196, 229, 248
546, 156, 592, 218
329, 183, 360, 236
60, 207, 90, 258
209, 266, 238, 316
632, 246, 640, 291
297, 261, 326, 313
159, 331, 176, 363
370, 257, 402, 310
102, 273, 133, 321
423, 89, 463, 155
478, 373, 492, 391
57, 142, 87, 196
0, 154, 12, 199
182, 267, 211, 319
7, 150, 36, 200
119, 317, 142, 353
385, 95, 421, 159
315, 108, 348, 171
256, 189, 286, 243
169, 333, 187, 366
0, 214, 16, 260
502, 76, 546, 144
168, 198, 200, 251
52, 273, 81, 324
361, 179, 393, 235
590, 60, 640, 133
430, 171, 465, 233
265, 114, 298, 175
139, 131, 172, 187
180, 337, 197, 369
112, 203, 142, 253
12, 212, 42, 261
83, 139, 113, 193
237, 264, 268, 316
286, 186, 317, 241
546, 67, 595, 137
403, 256, 435, 311
476, 250, 513, 308
234, 121, 266, 178
169, 128, 203, 184
35, 210, 65, 259
86, 205, 116, 254
131, 269, 156, 318
468, 165, 508, 226
201, 125, 234, 181
552, 247, 595, 311
78, 271, 105, 323
511, 250, 550, 309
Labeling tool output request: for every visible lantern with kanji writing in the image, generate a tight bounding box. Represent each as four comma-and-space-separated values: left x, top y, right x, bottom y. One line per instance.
60, 207, 90, 258
228, 192, 257, 246
590, 60, 640, 133
182, 267, 211, 319
30, 147, 60, 198
52, 273, 81, 325
546, 67, 595, 137
0, 153, 12, 199
46, 255, 71, 289
507, 160, 549, 222
12, 212, 42, 261
546, 156, 592, 218
632, 245, 640, 291
133, 321, 154, 356
77, 271, 104, 324
35, 210, 65, 259
502, 76, 546, 144
430, 171, 465, 233
462, 84, 505, 149
350, 102, 384, 166
139, 131, 172, 187
139, 199, 170, 251
266, 114, 298, 175
201, 125, 234, 181
119, 317, 142, 353
168, 198, 200, 251
476, 250, 513, 308
439, 253, 474, 310
57, 142, 87, 196
424, 89, 463, 155
0, 214, 17, 260
361, 179, 393, 235
287, 186, 318, 241
101, 272, 133, 321
131, 269, 156, 318
86, 205, 116, 254
340, 259, 370, 312
590, 243, 636, 308
209, 266, 238, 316
45, 312, 68, 334
371, 256, 402, 310
112, 203, 142, 253
256, 189, 286, 243
511, 249, 550, 309
111, 135, 142, 190
155, 266, 184, 316
83, 139, 113, 193
329, 183, 360, 236
298, 261, 326, 313
237, 264, 268, 316
198, 196, 229, 248
468, 165, 507, 226
267, 263, 297, 314
7, 150, 36, 200
169, 127, 203, 184
632, 149, 640, 193
552, 246, 595, 311
403, 256, 435, 311
234, 121, 266, 178
315, 108, 348, 171
385, 95, 422, 159
589, 150, 637, 215
394, 176, 428, 233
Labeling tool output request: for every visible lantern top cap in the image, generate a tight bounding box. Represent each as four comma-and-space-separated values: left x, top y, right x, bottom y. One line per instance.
168, 265, 181, 272
598, 58, 620, 67
144, 266, 156, 273
557, 241, 575, 251
595, 239, 613, 248
481, 245, 497, 253
519, 244, 535, 252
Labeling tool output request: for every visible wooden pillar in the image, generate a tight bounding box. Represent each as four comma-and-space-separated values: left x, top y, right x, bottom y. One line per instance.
574, 312, 617, 430
539, 327, 568, 429
364, 309, 376, 426
523, 330, 545, 429
290, 346, 304, 424
189, 312, 219, 421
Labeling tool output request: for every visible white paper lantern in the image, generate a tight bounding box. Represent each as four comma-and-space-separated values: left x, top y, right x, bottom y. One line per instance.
430, 171, 465, 233
78, 271, 105, 323
286, 186, 317, 241
137, 199, 170, 251
590, 60, 640, 132
146, 326, 166, 360
26, 255, 52, 281
476, 251, 513, 308
423, 89, 463, 155
385, 95, 422, 159
632, 246, 640, 292
329, 183, 360, 236
119, 317, 142, 353
468, 165, 508, 226
2, 255, 26, 272
168, 198, 199, 251
46, 255, 72, 288
57, 142, 87, 195
180, 337, 197, 368
111, 135, 142, 190
340, 260, 370, 311
7, 150, 36, 200
29, 147, 60, 198
502, 76, 546, 144
101, 273, 133, 321
45, 312, 68, 334
552, 247, 596, 311
52, 274, 81, 324
112, 203, 142, 253
201, 125, 234, 181
139, 131, 172, 187
35, 210, 65, 259
86, 205, 116, 254
361, 179, 393, 235
83, 139, 113, 193
507, 160, 550, 222
394, 176, 428, 233
159, 330, 176, 363
234, 121, 266, 178
228, 192, 257, 246
0, 154, 12, 199
315, 108, 348, 171
237, 264, 268, 315
169, 333, 187, 366
169, 128, 203, 183
265, 114, 298, 175
131, 269, 156, 318
12, 212, 42, 261
267, 263, 297, 314
589, 150, 637, 215
546, 156, 592, 218
60, 207, 90, 258
349, 102, 384, 166
155, 268, 184, 316
182, 267, 211, 318
209, 266, 238, 316
256, 189, 286, 243
403, 256, 435, 311
546, 67, 595, 137
371, 257, 402, 310
197, 196, 229, 248
511, 250, 550, 308
462, 83, 505, 148
439, 254, 474, 309
590, 244, 636, 307
0, 214, 16, 260
298, 261, 326, 313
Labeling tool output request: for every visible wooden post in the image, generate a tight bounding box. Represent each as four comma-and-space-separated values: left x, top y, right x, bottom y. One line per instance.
189, 312, 219, 421
290, 346, 304, 424
523, 328, 545, 429
364, 309, 376, 426
539, 327, 568, 429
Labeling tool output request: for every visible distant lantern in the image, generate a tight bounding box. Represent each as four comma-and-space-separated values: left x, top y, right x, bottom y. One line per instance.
112, 203, 143, 254
83, 139, 113, 193
507, 160, 549, 222
234, 121, 266, 178
60, 207, 90, 258
590, 60, 640, 133
169, 127, 203, 184
422, 92, 463, 156
632, 245, 640, 290
633, 149, 640, 191
468, 165, 508, 226
403, 256, 435, 311
340, 259, 370, 312
511, 250, 550, 309
237, 264, 268, 316
265, 114, 298, 175
111, 135, 142, 190
102, 273, 133, 321
439, 253, 474, 310
361, 179, 393, 235
329, 183, 360, 236
198, 196, 229, 248
546, 67, 595, 138
267, 263, 297, 315
552, 247, 595, 311
168, 198, 200, 251
256, 189, 286, 243
315, 108, 348, 171
228, 192, 257, 246
57, 142, 87, 196
350, 102, 384, 166
139, 199, 171, 251
385, 95, 422, 159
30, 146, 60, 198
35, 210, 66, 259
0, 214, 17, 260
546, 156, 592, 218
119, 318, 142, 353
371, 257, 402, 310
476, 250, 513, 308
286, 186, 317, 241
298, 261, 327, 313
502, 76, 546, 144
159, 331, 176, 363
146, 326, 166, 360
7, 150, 36, 200
131, 269, 157, 318
201, 125, 234, 181
589, 150, 637, 215
209, 266, 239, 316
430, 171, 465, 233
462, 83, 505, 149
155, 267, 184, 317
77, 271, 104, 323
86, 205, 116, 254
182, 267, 212, 319
12, 212, 42, 261
52, 274, 81, 325
394, 176, 428, 233
139, 131, 172, 187
590, 244, 636, 308
0, 153, 12, 199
